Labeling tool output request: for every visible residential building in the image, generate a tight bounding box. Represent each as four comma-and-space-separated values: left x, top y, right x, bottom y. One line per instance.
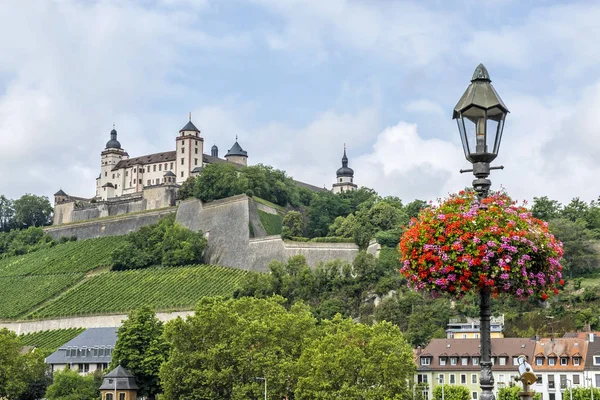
446, 315, 505, 339
46, 327, 117, 374
416, 338, 536, 400
531, 337, 588, 400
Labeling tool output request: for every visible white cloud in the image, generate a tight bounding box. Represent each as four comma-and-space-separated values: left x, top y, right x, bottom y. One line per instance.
405, 99, 445, 116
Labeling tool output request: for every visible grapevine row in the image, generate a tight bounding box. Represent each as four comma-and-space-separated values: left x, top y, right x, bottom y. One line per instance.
19, 328, 85, 351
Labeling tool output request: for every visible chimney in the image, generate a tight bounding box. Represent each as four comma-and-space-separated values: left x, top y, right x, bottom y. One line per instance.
590, 333, 595, 343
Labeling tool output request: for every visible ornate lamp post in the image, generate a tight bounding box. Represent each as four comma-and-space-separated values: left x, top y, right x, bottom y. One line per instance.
452, 64, 510, 400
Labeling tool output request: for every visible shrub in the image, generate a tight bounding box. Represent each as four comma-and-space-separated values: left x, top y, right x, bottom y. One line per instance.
282, 211, 303, 239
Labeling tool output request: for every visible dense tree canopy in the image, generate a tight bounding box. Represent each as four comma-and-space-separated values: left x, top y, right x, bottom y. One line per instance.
44, 368, 100, 400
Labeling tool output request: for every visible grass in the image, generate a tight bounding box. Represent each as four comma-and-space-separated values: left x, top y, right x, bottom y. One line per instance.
258, 210, 283, 236
30, 265, 250, 319
253, 197, 286, 212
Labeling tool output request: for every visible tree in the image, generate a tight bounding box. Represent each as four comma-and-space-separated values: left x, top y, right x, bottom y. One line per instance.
562, 198, 589, 222
531, 196, 562, 221
405, 199, 428, 219
564, 387, 600, 400
110, 307, 169, 400
0, 195, 14, 232
45, 368, 99, 400
306, 191, 350, 237
13, 194, 53, 228
281, 211, 303, 239
196, 163, 245, 202
295, 316, 415, 400
176, 176, 197, 201
497, 385, 541, 400
433, 385, 470, 400
160, 296, 318, 400
549, 218, 599, 277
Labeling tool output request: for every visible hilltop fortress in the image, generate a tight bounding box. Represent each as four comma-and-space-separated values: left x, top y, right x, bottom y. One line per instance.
53, 117, 357, 225
47, 117, 374, 271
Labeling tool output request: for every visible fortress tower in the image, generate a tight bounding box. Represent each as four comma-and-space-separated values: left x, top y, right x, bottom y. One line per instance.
176, 115, 204, 183
332, 145, 357, 193
224, 137, 248, 166
97, 126, 129, 198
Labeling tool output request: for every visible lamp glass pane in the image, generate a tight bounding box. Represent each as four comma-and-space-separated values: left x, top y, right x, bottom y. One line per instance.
463, 116, 478, 157
493, 114, 506, 154
456, 118, 470, 160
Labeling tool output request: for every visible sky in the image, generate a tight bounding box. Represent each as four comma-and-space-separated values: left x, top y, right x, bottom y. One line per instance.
1, 0, 599, 205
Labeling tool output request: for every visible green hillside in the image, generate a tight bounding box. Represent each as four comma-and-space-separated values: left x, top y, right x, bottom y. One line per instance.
19, 328, 85, 352
0, 236, 122, 276
0, 273, 84, 319
30, 265, 249, 319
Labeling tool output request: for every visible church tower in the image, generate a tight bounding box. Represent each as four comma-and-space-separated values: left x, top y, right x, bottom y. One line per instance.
98, 126, 128, 199
332, 145, 357, 193
175, 114, 204, 184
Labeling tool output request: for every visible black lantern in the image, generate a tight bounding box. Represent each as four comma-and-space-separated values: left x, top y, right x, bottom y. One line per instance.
453, 64, 509, 164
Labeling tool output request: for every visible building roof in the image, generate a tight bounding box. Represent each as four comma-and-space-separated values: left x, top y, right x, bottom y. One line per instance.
99, 365, 139, 391
102, 182, 115, 188
46, 327, 118, 365
225, 141, 247, 157
54, 189, 67, 196
180, 120, 200, 132
417, 338, 537, 372
336, 148, 354, 177
533, 338, 588, 371
106, 128, 122, 149
113, 151, 177, 170
163, 170, 176, 177
294, 179, 328, 192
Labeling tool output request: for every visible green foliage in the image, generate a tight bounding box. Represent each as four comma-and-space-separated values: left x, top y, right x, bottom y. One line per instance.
433, 385, 470, 400
111, 215, 207, 270
19, 328, 85, 353
281, 210, 303, 239
564, 387, 600, 400
0, 328, 49, 400
549, 218, 599, 277
176, 176, 196, 200
111, 307, 169, 399
309, 236, 354, 243
295, 316, 415, 400
13, 194, 53, 228
45, 368, 99, 400
0, 195, 14, 232
190, 163, 309, 207
0, 273, 84, 319
532, 196, 562, 221
32, 265, 248, 318
160, 296, 318, 400
375, 227, 404, 247
0, 227, 55, 258
0, 236, 120, 276
257, 210, 283, 236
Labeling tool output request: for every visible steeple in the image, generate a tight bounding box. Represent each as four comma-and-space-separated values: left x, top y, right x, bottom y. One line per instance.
341, 143, 348, 168
336, 144, 354, 178
332, 144, 357, 194
211, 143, 218, 157
105, 125, 122, 149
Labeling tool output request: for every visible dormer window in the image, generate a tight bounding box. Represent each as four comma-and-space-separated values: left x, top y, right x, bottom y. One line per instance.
451, 357, 457, 365
440, 357, 447, 366
473, 357, 479, 366
594, 356, 600, 366
549, 358, 556, 366
421, 357, 431, 366
574, 358, 580, 366
536, 357, 544, 366
499, 357, 507, 366
560, 357, 568, 366
462, 357, 469, 366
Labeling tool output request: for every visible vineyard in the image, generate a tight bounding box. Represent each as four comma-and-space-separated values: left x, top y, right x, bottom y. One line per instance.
0, 236, 123, 276
20, 328, 85, 352
30, 265, 249, 319
0, 273, 84, 319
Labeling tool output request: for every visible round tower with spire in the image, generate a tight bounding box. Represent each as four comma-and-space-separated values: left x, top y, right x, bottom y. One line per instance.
332, 144, 357, 193
225, 136, 248, 166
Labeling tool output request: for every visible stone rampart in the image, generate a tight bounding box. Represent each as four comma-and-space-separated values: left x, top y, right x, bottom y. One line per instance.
0, 311, 194, 335
44, 208, 177, 240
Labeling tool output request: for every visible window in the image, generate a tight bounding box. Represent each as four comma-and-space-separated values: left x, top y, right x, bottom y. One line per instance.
549, 358, 556, 366
421, 357, 431, 366
157, 178, 161, 184
81, 363, 90, 373
573, 375, 580, 385
182, 147, 185, 153
461, 374, 467, 384
440, 357, 447, 366
159, 164, 162, 171
181, 158, 184, 165
462, 334, 467, 339
195, 158, 198, 165
472, 374, 478, 384
114, 184, 117, 189
498, 374, 505, 384
181, 172, 184, 177
462, 357, 469, 366
537, 357, 544, 366
134, 168, 136, 173
475, 334, 479, 338
500, 357, 507, 366
573, 358, 580, 366
561, 358, 568, 366
138, 179, 142, 184
170, 162, 173, 169
93, 348, 98, 357
195, 148, 198, 154
147, 180, 151, 186
418, 374, 429, 383
105, 394, 113, 400
549, 394, 556, 400
514, 357, 520, 366
537, 375, 543, 384
112, 173, 115, 179
125, 171, 128, 176
473, 392, 478, 400
105, 172, 107, 177
594, 356, 600, 366
451, 357, 457, 365
595, 374, 600, 387
549, 375, 555, 389
450, 374, 456, 384
99, 347, 104, 357
560, 375, 567, 389
439, 374, 444, 383
119, 394, 125, 400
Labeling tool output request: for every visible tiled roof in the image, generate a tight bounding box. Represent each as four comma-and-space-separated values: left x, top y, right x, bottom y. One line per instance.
180, 120, 200, 132
533, 338, 588, 371
417, 338, 536, 372
99, 365, 139, 391
112, 151, 177, 170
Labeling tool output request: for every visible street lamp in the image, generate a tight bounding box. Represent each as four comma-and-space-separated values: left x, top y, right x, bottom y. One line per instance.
453, 64, 510, 400
439, 375, 445, 400
587, 377, 594, 400
563, 378, 573, 400
255, 377, 267, 400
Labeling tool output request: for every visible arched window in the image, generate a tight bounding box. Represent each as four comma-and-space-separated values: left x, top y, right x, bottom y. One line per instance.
105, 393, 113, 400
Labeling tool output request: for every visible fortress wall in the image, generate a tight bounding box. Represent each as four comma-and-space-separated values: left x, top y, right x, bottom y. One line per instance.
255, 202, 279, 215
247, 236, 287, 272
0, 311, 194, 335
72, 208, 101, 222
44, 208, 177, 241
53, 202, 74, 225
283, 240, 360, 266
176, 195, 251, 269
143, 185, 177, 210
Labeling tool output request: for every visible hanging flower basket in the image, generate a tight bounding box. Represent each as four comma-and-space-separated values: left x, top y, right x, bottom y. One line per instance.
399, 190, 564, 300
